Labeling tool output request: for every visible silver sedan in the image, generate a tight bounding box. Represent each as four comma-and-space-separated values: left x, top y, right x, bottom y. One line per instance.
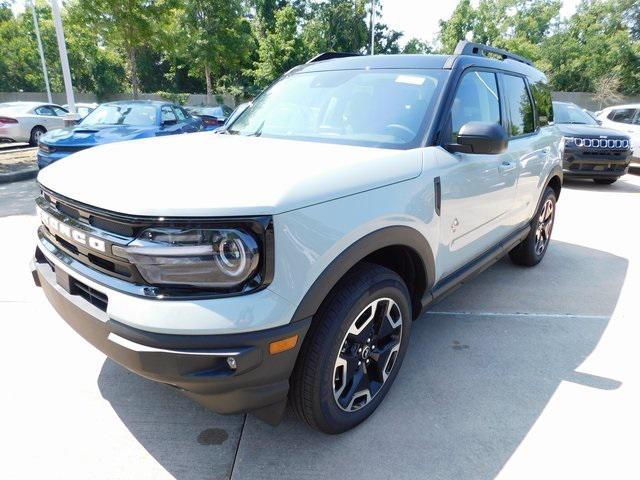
0, 102, 68, 145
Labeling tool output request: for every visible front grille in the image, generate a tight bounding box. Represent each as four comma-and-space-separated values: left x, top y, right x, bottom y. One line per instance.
70, 277, 108, 311
37, 191, 145, 283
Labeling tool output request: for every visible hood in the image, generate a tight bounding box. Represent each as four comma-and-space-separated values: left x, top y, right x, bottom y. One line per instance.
555, 123, 629, 138
41, 124, 157, 147
37, 132, 422, 217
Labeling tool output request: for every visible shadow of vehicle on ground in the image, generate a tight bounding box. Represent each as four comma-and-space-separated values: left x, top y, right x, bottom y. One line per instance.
563, 176, 640, 194
98, 240, 627, 480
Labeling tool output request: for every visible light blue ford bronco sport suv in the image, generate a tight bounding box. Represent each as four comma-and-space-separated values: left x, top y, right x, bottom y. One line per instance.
32, 42, 562, 433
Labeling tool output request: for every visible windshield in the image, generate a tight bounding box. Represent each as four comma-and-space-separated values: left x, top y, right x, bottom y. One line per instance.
228, 69, 446, 148
81, 104, 157, 127
553, 103, 598, 125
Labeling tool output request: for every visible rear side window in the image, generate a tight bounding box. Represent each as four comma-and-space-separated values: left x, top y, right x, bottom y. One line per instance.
449, 71, 500, 142
608, 109, 637, 124
502, 75, 535, 136
529, 80, 553, 126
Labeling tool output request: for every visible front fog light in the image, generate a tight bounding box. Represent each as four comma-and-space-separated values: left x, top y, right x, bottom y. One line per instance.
113, 227, 261, 290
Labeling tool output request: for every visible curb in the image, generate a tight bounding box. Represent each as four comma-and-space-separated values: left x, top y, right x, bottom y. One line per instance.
0, 167, 38, 184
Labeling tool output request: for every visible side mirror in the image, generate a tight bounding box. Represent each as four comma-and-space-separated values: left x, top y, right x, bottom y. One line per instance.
445, 121, 508, 155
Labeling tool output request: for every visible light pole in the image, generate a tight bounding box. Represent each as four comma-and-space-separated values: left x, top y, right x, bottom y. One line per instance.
50, 0, 78, 123
370, 0, 375, 55
30, 1, 52, 103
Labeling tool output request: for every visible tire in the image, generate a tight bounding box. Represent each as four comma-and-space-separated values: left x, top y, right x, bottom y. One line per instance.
509, 186, 556, 267
593, 178, 617, 185
290, 263, 412, 434
29, 126, 46, 146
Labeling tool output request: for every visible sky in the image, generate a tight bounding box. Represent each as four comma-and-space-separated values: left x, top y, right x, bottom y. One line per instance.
381, 0, 582, 46
12, 0, 583, 46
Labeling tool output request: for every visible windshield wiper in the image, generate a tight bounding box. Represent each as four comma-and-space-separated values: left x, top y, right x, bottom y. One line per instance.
245, 120, 265, 137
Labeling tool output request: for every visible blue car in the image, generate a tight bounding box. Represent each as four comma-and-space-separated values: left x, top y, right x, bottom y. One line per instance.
37, 100, 203, 168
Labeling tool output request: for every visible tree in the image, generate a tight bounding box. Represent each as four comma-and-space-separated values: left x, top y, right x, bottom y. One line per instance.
252, 5, 306, 89
593, 72, 623, 109
403, 38, 432, 54
76, 0, 176, 98
181, 0, 254, 104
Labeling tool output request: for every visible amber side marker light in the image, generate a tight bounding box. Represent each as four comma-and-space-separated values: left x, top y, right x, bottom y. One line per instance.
269, 335, 299, 355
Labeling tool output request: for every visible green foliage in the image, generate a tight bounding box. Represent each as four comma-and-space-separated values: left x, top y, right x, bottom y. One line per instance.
252, 5, 306, 89
403, 38, 432, 54
2, 0, 638, 99
156, 90, 189, 104
437, 0, 640, 95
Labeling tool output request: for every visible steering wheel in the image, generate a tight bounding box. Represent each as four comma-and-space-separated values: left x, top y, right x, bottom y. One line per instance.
383, 124, 416, 141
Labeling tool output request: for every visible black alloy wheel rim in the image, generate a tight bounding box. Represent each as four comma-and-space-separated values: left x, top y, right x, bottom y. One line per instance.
333, 297, 403, 412
535, 198, 554, 256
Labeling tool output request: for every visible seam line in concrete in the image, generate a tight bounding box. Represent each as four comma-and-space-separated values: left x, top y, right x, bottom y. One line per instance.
229, 414, 247, 480
426, 310, 609, 319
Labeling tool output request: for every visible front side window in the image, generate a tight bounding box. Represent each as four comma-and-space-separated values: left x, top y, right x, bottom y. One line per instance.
174, 107, 187, 121
161, 106, 177, 123
52, 106, 68, 116
229, 69, 447, 149
502, 74, 535, 136
609, 108, 637, 124
81, 104, 157, 126
449, 70, 500, 142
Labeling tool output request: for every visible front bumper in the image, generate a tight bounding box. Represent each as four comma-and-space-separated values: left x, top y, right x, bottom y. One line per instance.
562, 147, 631, 178
32, 249, 310, 424
37, 150, 72, 169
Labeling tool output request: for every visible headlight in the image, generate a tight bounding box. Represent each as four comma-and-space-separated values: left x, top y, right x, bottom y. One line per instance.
113, 227, 261, 290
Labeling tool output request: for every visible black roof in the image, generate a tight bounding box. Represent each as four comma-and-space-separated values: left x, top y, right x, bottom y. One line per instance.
295, 46, 546, 83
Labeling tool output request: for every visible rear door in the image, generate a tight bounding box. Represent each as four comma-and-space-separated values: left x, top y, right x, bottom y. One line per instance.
499, 73, 550, 225
436, 69, 519, 276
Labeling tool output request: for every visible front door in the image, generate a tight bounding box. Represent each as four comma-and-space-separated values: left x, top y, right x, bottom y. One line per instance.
436, 69, 518, 277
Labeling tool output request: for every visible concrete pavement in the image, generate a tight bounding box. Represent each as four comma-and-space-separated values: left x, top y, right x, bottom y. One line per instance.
1, 175, 639, 479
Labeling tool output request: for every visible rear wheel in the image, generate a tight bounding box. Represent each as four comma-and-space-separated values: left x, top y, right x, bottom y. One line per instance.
290, 263, 412, 433
29, 126, 46, 146
593, 178, 617, 185
509, 187, 556, 267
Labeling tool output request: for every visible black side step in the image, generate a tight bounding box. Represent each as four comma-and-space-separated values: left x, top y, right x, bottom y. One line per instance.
420, 224, 531, 311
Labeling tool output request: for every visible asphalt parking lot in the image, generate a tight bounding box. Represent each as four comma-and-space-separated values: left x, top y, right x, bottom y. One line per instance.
2, 174, 639, 480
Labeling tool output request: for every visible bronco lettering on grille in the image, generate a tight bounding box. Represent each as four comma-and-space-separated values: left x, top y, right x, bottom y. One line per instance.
38, 209, 106, 253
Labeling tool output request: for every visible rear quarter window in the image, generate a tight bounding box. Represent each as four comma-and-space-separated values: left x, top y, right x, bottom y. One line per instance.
529, 80, 553, 126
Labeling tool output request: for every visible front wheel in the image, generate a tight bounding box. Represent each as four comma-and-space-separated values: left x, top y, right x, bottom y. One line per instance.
593, 178, 617, 185
290, 264, 412, 433
509, 187, 556, 267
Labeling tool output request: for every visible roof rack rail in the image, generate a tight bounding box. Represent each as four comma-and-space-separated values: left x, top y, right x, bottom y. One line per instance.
306, 52, 360, 64
454, 41, 533, 66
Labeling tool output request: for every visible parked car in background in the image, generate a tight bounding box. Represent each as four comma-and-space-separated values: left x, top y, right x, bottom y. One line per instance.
37, 100, 203, 168
187, 105, 233, 131
63, 103, 99, 120
596, 104, 640, 162
0, 101, 68, 145
554, 101, 632, 184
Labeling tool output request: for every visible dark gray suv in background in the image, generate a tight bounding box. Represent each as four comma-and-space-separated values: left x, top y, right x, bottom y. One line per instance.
553, 101, 632, 184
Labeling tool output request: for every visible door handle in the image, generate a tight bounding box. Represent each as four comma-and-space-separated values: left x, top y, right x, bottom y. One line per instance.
499, 161, 516, 173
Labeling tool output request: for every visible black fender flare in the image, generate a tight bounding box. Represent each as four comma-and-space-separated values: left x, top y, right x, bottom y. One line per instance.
291, 226, 436, 322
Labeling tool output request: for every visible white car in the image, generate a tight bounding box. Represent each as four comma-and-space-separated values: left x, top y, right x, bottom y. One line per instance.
597, 104, 640, 162
0, 101, 69, 145
63, 102, 99, 119
31, 43, 562, 433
